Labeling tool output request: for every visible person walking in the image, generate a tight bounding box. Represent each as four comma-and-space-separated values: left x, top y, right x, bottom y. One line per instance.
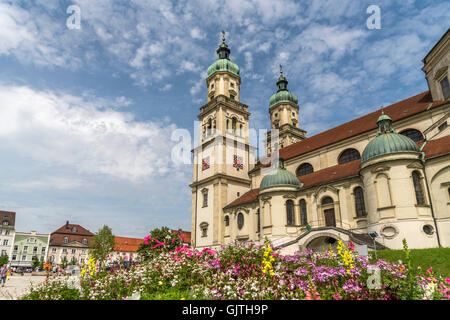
0, 264, 8, 287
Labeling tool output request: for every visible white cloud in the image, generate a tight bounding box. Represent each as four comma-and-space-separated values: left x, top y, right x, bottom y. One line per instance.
0, 84, 179, 181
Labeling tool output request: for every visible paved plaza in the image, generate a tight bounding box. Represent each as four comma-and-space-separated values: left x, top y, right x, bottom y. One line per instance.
0, 275, 47, 300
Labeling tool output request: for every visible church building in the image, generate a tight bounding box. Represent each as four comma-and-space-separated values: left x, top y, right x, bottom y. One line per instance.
190, 29, 450, 254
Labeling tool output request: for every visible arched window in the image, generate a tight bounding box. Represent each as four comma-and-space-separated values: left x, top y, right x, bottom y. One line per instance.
82, 239, 87, 245
300, 199, 307, 226
207, 118, 212, 135
354, 187, 367, 217
286, 200, 295, 226
226, 119, 229, 130
338, 149, 361, 164
321, 196, 334, 205
224, 216, 229, 227
63, 237, 68, 244
232, 118, 237, 131
412, 171, 426, 205
296, 163, 314, 177
2, 220, 9, 226
400, 129, 424, 142
237, 213, 244, 230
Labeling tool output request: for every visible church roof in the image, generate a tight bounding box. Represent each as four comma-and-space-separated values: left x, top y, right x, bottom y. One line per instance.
250, 91, 448, 174
420, 135, 450, 159
224, 189, 260, 209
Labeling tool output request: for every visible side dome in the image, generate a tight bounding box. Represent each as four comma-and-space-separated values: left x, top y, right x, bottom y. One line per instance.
260, 158, 302, 191
361, 133, 420, 162
207, 59, 240, 78
361, 112, 420, 163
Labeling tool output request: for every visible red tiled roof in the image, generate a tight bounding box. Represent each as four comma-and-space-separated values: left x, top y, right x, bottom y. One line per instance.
171, 229, 192, 244
250, 91, 448, 173
114, 236, 143, 253
52, 222, 95, 236
224, 189, 260, 209
50, 222, 95, 246
50, 234, 94, 246
421, 135, 450, 159
299, 159, 361, 188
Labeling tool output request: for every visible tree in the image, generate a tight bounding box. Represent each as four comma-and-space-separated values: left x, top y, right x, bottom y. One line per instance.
32, 256, 41, 269
0, 254, 8, 266
91, 225, 115, 265
138, 227, 183, 261
61, 256, 68, 269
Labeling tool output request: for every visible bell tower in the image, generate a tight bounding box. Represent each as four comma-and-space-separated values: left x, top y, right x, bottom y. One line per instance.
190, 32, 254, 248
266, 66, 306, 155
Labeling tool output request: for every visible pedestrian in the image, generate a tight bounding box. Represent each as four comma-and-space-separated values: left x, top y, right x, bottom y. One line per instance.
0, 264, 8, 287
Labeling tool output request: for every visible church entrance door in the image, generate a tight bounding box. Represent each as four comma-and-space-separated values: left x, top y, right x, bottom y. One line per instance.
324, 209, 336, 227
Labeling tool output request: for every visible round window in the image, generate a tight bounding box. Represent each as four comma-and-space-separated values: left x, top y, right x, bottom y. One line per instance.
237, 213, 244, 230
381, 226, 397, 238
423, 224, 434, 235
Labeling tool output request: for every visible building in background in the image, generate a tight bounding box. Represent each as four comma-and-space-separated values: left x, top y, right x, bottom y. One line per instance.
0, 211, 16, 260
112, 236, 143, 262
171, 229, 191, 246
10, 231, 50, 268
48, 221, 94, 266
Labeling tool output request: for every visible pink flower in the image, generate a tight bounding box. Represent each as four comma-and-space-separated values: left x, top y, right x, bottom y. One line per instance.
445, 278, 450, 285
426, 267, 433, 275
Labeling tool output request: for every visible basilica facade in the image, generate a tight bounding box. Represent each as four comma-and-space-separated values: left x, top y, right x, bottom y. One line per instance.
190, 29, 450, 254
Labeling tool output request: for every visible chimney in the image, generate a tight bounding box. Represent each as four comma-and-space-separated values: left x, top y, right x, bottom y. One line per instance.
66, 221, 69, 229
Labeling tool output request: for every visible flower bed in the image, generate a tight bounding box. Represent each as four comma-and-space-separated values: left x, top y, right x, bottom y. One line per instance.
21, 238, 449, 300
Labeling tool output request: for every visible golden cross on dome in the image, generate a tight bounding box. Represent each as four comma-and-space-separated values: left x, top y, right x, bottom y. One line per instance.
279, 64, 283, 75
221, 30, 226, 42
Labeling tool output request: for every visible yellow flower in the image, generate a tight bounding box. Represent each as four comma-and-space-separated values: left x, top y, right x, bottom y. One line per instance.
158, 281, 163, 286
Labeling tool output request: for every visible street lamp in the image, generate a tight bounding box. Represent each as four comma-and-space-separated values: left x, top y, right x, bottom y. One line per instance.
368, 231, 379, 260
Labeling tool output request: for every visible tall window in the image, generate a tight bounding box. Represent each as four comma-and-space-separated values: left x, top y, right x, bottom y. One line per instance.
296, 163, 314, 177
338, 149, 361, 164
300, 199, 307, 226
354, 187, 367, 217
224, 215, 229, 227
64, 237, 68, 244
237, 213, 244, 230
286, 200, 295, 226
412, 171, 426, 205
400, 129, 424, 142
202, 189, 208, 207
440, 76, 450, 100
232, 118, 237, 132
256, 209, 260, 232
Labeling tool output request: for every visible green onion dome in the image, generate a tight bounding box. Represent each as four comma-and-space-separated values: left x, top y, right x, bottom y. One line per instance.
206, 36, 240, 78
269, 73, 298, 108
207, 59, 240, 77
260, 158, 302, 191
361, 112, 420, 163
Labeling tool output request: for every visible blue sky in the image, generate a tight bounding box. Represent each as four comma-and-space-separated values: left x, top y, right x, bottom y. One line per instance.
0, 0, 448, 237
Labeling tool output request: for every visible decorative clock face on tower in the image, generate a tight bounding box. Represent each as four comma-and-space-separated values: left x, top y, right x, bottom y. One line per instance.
233, 155, 243, 170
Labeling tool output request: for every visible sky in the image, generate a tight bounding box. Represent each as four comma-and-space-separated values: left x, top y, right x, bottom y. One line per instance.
0, 0, 449, 238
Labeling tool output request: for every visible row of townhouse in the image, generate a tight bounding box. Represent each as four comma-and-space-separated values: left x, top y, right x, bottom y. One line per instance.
0, 211, 191, 267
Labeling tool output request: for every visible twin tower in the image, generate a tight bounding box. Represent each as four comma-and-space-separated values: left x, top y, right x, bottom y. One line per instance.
190, 35, 305, 248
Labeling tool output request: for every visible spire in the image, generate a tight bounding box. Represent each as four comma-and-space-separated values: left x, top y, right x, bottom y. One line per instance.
276, 64, 288, 92
216, 30, 231, 60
